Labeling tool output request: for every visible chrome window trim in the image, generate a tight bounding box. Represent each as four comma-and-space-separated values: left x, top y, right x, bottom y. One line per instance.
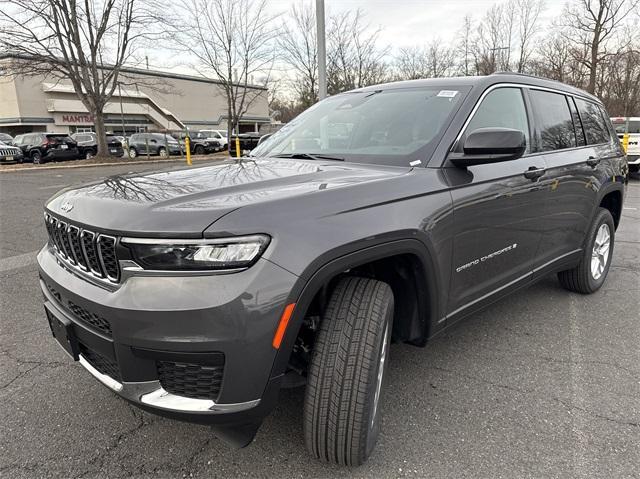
452, 82, 607, 150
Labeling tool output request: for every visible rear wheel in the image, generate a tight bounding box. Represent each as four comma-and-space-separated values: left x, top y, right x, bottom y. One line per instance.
158, 147, 168, 158
85, 150, 94, 160
558, 207, 615, 294
194, 145, 205, 155
304, 276, 394, 466
128, 147, 137, 159
31, 151, 43, 164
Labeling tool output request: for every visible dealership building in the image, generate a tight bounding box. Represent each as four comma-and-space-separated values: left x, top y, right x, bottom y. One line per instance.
0, 56, 270, 137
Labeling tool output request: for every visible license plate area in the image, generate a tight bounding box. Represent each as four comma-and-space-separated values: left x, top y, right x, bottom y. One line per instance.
45, 305, 79, 360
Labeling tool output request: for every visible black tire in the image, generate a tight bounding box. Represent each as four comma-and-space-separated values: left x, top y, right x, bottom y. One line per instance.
158, 147, 168, 158
304, 276, 394, 466
194, 144, 205, 155
85, 149, 94, 160
558, 207, 615, 294
31, 151, 43, 164
128, 147, 137, 159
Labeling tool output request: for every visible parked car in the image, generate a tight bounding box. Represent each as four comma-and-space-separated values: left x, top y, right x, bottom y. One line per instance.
611, 117, 640, 173
228, 132, 261, 156
172, 131, 221, 155
127, 132, 182, 158
0, 140, 23, 163
200, 129, 228, 149
71, 132, 124, 159
13, 133, 79, 164
38, 73, 627, 466
0, 132, 14, 145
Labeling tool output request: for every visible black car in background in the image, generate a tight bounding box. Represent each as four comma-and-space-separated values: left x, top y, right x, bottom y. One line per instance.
128, 132, 182, 158
0, 132, 14, 145
0, 140, 23, 163
13, 133, 79, 164
71, 132, 124, 159
228, 132, 262, 156
173, 131, 221, 155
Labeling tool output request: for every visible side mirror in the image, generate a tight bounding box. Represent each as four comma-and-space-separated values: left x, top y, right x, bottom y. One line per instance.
450, 127, 526, 168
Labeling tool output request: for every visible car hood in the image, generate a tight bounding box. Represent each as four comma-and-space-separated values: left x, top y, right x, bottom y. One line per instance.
46, 158, 410, 236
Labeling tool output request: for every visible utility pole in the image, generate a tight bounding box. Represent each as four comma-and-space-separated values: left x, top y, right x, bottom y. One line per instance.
316, 0, 327, 100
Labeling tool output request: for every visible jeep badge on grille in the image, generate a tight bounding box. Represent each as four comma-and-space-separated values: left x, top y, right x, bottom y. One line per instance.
60, 201, 74, 213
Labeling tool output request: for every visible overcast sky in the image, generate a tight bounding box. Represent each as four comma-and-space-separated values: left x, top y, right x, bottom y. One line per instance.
269, 0, 564, 44
150, 0, 567, 76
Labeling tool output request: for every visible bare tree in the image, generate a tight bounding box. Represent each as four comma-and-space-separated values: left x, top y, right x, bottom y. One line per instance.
562, 0, 638, 93
456, 15, 475, 76
0, 0, 157, 156
279, 3, 317, 108
395, 46, 429, 80
174, 0, 278, 139
515, 0, 545, 72
327, 9, 389, 94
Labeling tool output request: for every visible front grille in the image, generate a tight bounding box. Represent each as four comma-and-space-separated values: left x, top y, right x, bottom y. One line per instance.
0, 147, 20, 158
43, 280, 112, 337
45, 213, 120, 283
157, 361, 224, 400
79, 343, 121, 381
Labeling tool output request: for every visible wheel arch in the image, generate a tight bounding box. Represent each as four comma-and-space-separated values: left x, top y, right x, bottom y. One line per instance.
596, 183, 624, 229
269, 237, 440, 379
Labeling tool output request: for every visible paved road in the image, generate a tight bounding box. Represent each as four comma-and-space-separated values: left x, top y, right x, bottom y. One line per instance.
1, 163, 638, 478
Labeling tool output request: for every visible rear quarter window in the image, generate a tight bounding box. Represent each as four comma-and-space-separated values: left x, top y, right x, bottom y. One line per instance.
575, 98, 610, 145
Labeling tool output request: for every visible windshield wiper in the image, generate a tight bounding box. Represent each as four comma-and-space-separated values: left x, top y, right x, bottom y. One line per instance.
272, 152, 345, 161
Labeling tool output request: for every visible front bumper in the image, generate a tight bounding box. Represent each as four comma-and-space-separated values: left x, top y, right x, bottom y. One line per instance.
38, 244, 298, 442
627, 155, 640, 165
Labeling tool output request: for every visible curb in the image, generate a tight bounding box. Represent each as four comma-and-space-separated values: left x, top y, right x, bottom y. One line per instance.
0, 155, 227, 173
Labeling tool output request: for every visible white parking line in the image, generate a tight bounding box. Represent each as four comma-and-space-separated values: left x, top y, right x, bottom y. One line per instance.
0, 251, 39, 272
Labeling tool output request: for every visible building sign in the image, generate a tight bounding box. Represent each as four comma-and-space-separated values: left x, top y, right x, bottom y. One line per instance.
56, 113, 95, 125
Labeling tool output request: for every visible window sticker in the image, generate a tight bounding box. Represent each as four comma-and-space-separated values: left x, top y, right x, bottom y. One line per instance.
437, 90, 458, 98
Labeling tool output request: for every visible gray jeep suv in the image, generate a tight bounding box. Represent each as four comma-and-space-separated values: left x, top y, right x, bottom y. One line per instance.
38, 73, 627, 466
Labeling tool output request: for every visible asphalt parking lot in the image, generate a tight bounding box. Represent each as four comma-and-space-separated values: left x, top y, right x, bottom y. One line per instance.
1, 163, 638, 478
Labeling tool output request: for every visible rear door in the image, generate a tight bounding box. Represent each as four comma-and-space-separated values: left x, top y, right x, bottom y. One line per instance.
446, 86, 548, 318
530, 91, 606, 274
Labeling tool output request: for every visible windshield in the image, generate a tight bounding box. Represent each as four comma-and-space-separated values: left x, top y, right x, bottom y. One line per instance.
251, 86, 469, 166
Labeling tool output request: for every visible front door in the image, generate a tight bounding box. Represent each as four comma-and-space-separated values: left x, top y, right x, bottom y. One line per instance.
445, 86, 548, 319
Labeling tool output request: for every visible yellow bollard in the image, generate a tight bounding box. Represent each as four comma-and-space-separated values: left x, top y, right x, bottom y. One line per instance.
185, 136, 192, 166
622, 133, 630, 154
235, 136, 241, 158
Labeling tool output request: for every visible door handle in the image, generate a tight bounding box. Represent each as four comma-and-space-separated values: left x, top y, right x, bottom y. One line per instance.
524, 166, 546, 180
586, 156, 600, 167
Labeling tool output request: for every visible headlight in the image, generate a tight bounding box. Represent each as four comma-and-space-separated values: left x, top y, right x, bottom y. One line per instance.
123, 235, 270, 271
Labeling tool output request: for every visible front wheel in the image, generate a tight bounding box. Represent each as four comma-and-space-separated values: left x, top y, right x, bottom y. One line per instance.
303, 276, 394, 466
128, 147, 137, 159
85, 150, 94, 160
194, 145, 205, 155
558, 207, 615, 294
158, 147, 168, 158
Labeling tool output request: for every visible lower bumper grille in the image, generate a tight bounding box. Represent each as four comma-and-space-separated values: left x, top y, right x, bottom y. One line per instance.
43, 280, 112, 337
79, 343, 121, 382
157, 361, 224, 400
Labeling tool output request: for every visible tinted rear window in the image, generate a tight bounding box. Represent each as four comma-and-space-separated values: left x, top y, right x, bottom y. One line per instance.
575, 98, 610, 145
530, 90, 576, 152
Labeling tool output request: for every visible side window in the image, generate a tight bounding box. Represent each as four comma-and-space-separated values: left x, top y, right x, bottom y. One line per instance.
567, 97, 586, 147
463, 87, 531, 153
529, 89, 576, 152
575, 98, 610, 145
